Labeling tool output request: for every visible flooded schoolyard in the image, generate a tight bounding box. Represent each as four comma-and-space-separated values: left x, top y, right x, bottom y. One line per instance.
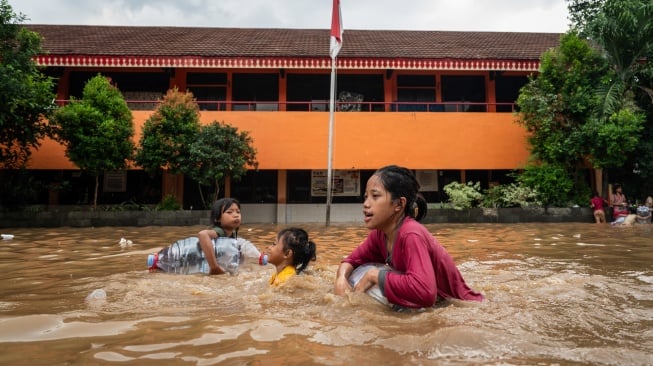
0, 222, 651, 365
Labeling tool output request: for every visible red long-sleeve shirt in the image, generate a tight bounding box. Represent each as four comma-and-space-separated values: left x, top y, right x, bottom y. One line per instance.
343, 217, 484, 308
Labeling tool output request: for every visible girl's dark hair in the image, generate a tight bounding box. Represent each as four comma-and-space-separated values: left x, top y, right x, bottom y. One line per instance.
277, 227, 317, 274
374, 165, 428, 221
210, 198, 241, 234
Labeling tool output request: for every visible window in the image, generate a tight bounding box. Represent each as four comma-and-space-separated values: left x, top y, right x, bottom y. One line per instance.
187, 73, 227, 111
495, 75, 528, 112
441, 75, 486, 112
337, 74, 385, 112
396, 75, 437, 112
232, 73, 279, 111
231, 170, 278, 203
287, 74, 330, 111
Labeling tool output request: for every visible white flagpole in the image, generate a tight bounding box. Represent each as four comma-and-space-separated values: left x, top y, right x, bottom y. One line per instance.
326, 56, 336, 226
326, 0, 342, 227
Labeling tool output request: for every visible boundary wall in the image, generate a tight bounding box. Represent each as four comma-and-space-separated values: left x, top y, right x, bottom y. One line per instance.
0, 204, 596, 228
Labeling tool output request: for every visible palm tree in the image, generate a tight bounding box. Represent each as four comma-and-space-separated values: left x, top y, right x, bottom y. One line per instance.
588, 0, 653, 116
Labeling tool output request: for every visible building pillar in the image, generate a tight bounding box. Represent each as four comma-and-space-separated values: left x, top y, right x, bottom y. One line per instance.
162, 170, 184, 205
171, 69, 186, 91
276, 170, 287, 224
277, 170, 287, 203
384, 70, 394, 111
56, 69, 70, 104
278, 70, 287, 111
487, 72, 497, 112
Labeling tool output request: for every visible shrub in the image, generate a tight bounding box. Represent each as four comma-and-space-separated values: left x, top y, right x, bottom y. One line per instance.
482, 183, 541, 208
443, 181, 483, 209
156, 195, 181, 211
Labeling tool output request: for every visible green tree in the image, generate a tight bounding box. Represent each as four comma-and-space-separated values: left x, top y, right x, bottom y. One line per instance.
134, 88, 200, 176
0, 0, 55, 169
587, 0, 653, 117
568, 0, 652, 195
516, 163, 574, 207
517, 33, 609, 167
630, 60, 653, 194
517, 32, 645, 202
50, 75, 135, 209
567, 0, 605, 37
187, 121, 258, 208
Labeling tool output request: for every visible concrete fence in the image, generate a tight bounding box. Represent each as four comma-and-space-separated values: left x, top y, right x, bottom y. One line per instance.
0, 204, 596, 228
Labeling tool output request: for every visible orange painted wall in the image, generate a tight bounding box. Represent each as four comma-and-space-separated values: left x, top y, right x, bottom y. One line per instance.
28, 111, 530, 170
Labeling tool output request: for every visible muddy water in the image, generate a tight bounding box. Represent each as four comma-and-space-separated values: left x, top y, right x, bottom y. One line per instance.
0, 222, 651, 365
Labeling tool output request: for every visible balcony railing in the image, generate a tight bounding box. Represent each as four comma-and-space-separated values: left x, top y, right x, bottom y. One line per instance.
56, 100, 518, 113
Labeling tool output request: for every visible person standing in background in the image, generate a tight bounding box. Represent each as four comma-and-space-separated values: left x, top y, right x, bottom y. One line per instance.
590, 191, 608, 224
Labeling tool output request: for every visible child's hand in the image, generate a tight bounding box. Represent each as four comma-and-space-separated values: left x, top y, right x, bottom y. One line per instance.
208, 264, 225, 275
334, 275, 353, 295
353, 267, 379, 293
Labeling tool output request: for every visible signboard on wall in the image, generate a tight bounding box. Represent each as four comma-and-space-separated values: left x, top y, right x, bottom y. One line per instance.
311, 170, 360, 197
416, 170, 439, 191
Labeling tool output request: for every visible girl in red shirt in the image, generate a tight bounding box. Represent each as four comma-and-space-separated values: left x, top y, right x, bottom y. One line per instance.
590, 191, 608, 223
334, 165, 484, 309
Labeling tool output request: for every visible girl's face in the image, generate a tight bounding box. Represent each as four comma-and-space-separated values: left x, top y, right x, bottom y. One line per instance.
266, 233, 289, 266
362, 174, 403, 232
219, 203, 241, 230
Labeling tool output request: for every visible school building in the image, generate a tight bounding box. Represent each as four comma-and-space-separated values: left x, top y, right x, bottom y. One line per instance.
18, 25, 563, 222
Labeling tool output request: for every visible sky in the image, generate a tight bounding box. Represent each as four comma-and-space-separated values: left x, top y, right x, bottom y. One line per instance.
9, 0, 570, 33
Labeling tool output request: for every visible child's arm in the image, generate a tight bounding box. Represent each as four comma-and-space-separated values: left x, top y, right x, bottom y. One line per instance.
198, 229, 225, 275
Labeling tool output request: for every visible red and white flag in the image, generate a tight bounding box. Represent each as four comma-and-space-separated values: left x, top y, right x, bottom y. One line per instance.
329, 0, 343, 59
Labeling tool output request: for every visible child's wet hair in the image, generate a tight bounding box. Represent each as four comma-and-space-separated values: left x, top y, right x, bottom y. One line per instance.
210, 198, 241, 234
373, 165, 428, 221
277, 227, 317, 274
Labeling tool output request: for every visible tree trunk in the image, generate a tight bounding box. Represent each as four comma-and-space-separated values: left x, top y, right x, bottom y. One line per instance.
214, 179, 221, 202
93, 175, 99, 210
197, 182, 206, 209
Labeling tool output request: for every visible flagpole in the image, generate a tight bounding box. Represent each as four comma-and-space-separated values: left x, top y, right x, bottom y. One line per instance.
326, 56, 336, 226
326, 0, 342, 227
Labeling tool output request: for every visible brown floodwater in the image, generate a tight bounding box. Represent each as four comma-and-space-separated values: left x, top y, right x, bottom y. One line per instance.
0, 222, 651, 365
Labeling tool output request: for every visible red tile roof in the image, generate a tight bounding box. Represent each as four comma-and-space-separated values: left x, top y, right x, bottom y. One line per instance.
27, 24, 561, 61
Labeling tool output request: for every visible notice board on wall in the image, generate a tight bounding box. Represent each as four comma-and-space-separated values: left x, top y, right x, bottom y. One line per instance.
311, 170, 360, 197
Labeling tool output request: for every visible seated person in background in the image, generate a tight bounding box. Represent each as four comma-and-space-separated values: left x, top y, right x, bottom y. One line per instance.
610, 184, 629, 224
636, 196, 652, 224
622, 214, 637, 226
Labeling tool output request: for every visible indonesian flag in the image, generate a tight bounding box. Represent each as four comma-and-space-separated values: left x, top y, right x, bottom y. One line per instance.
329, 0, 343, 58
